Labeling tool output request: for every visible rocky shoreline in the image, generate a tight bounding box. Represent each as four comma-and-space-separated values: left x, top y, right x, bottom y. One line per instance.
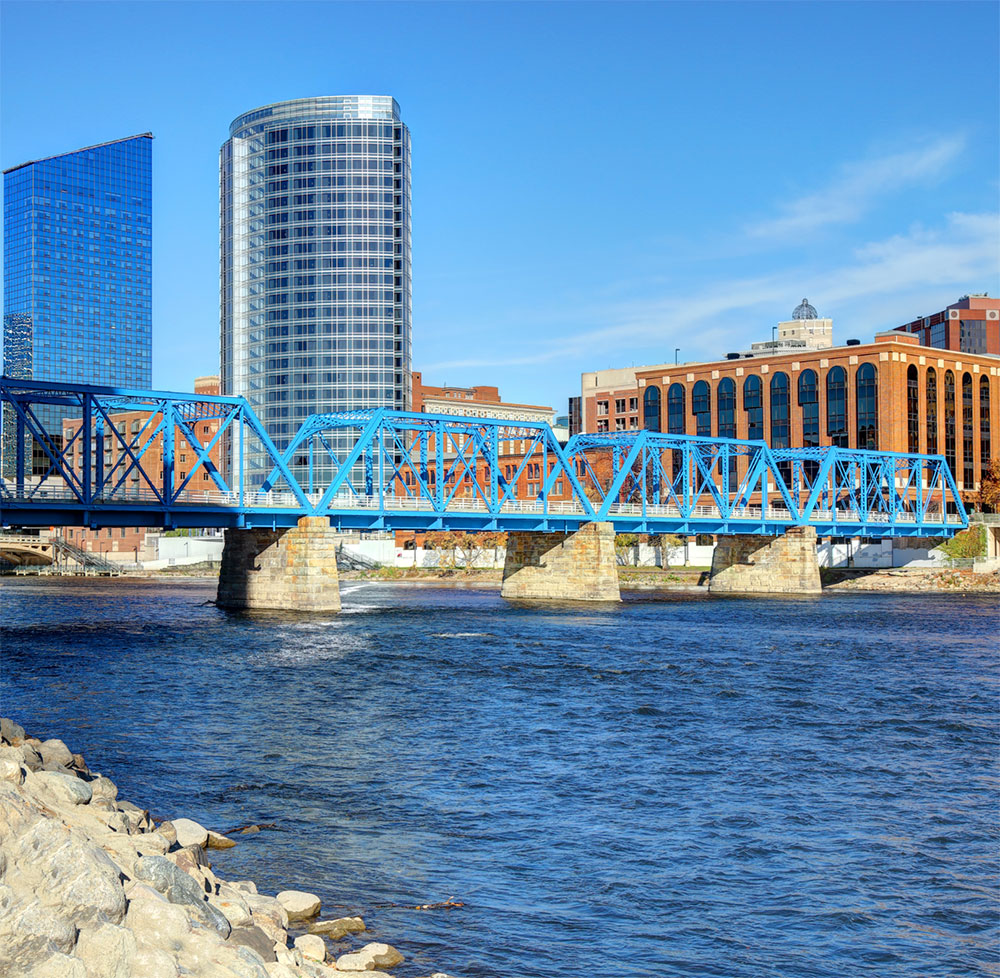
0, 719, 452, 978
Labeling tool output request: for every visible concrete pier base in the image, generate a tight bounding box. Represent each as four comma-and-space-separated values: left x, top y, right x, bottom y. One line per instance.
216, 516, 341, 612
708, 526, 821, 595
501, 522, 620, 602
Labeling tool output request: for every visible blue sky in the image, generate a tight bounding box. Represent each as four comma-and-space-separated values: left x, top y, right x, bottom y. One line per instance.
2, 0, 997, 411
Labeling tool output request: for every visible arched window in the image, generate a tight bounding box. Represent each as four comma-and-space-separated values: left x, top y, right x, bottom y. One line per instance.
856, 363, 878, 449
667, 383, 686, 481
667, 384, 686, 434
692, 380, 711, 437
962, 372, 974, 487
717, 378, 737, 485
906, 365, 919, 453
717, 378, 736, 438
798, 370, 819, 447
770, 372, 790, 449
770, 372, 791, 483
744, 375, 763, 440
981, 377, 991, 481
944, 370, 956, 476
642, 385, 661, 432
826, 366, 848, 447
926, 367, 938, 455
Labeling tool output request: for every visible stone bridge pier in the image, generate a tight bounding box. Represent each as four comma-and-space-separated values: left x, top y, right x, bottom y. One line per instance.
708, 526, 821, 595
501, 521, 621, 602
216, 516, 341, 612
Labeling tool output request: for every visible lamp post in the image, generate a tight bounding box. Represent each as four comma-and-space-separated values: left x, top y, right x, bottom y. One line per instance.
772, 325, 777, 349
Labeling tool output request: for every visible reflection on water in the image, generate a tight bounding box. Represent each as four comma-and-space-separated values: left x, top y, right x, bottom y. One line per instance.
2, 578, 998, 977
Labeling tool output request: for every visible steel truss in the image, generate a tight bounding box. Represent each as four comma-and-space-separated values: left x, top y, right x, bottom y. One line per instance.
1, 378, 967, 537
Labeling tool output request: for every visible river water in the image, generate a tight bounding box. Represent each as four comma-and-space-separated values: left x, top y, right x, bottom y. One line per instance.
2, 578, 997, 977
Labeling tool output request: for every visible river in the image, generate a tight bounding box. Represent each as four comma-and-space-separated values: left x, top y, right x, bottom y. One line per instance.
1, 577, 997, 977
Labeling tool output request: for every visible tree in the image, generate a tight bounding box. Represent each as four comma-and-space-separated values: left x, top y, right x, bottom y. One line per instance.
980, 458, 1000, 513
422, 531, 507, 568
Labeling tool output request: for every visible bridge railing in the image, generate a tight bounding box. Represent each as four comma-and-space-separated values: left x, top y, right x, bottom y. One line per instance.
1, 377, 969, 536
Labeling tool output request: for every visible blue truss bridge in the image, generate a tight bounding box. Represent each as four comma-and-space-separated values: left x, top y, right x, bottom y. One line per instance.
0, 378, 967, 538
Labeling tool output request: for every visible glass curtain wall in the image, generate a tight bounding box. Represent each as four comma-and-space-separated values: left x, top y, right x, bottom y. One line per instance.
220, 96, 411, 488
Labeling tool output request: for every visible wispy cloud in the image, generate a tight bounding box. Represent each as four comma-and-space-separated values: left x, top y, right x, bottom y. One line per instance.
745, 136, 966, 239
424, 209, 999, 373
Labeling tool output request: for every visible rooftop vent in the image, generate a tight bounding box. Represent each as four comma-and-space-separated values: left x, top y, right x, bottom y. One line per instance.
846, 338, 861, 346
726, 353, 740, 360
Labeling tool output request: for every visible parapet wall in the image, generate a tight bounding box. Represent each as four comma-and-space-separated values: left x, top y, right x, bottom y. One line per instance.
501, 522, 620, 602
217, 516, 341, 611
708, 527, 821, 594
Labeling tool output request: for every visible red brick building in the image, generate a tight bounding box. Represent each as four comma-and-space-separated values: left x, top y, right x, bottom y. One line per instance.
584, 333, 997, 501
894, 294, 999, 355
60, 375, 224, 558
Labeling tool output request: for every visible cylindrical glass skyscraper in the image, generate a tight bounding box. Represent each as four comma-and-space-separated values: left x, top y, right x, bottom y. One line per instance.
220, 96, 411, 487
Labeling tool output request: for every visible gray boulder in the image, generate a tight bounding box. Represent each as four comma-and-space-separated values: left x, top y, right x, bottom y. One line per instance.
5, 819, 126, 927
0, 718, 25, 743
33, 771, 93, 806
227, 924, 278, 962
38, 739, 74, 767
133, 855, 231, 938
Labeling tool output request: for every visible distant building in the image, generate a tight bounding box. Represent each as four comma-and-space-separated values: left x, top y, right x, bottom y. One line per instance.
412, 372, 556, 427
734, 298, 834, 359
394, 374, 565, 544
580, 299, 999, 500
893, 294, 999, 355
220, 96, 412, 487
60, 376, 223, 559
3, 134, 153, 387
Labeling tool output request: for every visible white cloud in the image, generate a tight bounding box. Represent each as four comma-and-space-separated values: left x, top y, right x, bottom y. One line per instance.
424, 209, 999, 373
746, 136, 966, 239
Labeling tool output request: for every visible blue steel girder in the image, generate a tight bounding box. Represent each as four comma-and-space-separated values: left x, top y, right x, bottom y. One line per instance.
1, 378, 969, 537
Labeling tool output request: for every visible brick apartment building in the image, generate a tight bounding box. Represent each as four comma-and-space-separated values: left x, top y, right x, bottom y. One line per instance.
580, 298, 999, 501
60, 375, 223, 557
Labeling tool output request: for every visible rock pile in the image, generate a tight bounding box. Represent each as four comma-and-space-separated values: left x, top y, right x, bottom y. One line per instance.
0, 719, 430, 978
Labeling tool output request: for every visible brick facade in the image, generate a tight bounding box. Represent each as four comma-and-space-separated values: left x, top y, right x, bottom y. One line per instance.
586, 334, 998, 500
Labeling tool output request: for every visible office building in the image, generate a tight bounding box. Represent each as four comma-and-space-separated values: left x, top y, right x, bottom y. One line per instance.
220, 96, 411, 486
581, 299, 999, 501
3, 134, 153, 387
893, 294, 999, 355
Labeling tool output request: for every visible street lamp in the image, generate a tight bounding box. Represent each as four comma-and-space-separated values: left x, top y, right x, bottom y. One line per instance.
771, 325, 777, 349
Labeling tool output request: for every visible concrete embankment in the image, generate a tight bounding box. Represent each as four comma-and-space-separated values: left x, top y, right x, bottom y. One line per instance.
0, 719, 451, 978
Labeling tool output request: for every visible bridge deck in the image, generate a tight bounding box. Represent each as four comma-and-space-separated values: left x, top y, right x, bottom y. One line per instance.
1, 378, 968, 538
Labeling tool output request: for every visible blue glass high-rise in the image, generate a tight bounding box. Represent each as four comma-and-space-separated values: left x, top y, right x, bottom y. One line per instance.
3, 134, 153, 387
220, 97, 411, 487
2, 134, 153, 475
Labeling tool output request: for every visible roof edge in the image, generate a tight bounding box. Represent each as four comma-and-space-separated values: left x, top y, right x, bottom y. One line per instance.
3, 133, 153, 175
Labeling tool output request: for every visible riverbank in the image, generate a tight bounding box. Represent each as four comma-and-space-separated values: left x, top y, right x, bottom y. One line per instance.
822, 567, 1000, 592
0, 719, 450, 978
